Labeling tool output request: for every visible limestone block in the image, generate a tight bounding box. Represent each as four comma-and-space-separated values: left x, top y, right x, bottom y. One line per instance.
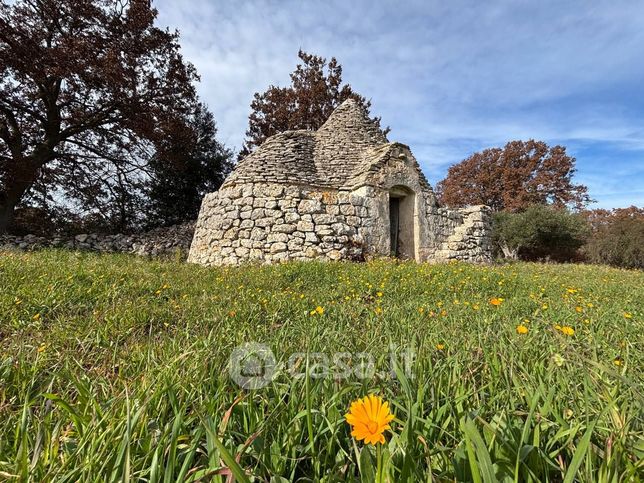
298, 199, 324, 214
267, 233, 289, 243
332, 223, 353, 236
288, 239, 304, 250
279, 199, 297, 209
268, 185, 285, 197
265, 209, 283, 218
305, 246, 321, 257
273, 224, 297, 234
270, 242, 287, 253
340, 204, 355, 216
285, 212, 300, 223
272, 251, 290, 262
346, 216, 361, 227
250, 228, 267, 240
251, 208, 265, 220
325, 204, 340, 215
235, 247, 249, 257
225, 209, 240, 219
255, 218, 275, 228
305, 232, 319, 243
284, 186, 301, 198
312, 213, 335, 225
297, 220, 315, 232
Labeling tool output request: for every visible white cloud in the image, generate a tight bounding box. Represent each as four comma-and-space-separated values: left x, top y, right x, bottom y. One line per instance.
154, 0, 644, 207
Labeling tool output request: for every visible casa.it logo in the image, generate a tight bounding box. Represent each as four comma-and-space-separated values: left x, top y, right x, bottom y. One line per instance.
228, 342, 276, 389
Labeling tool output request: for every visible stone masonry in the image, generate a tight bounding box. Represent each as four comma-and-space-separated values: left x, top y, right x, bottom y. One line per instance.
189, 99, 492, 266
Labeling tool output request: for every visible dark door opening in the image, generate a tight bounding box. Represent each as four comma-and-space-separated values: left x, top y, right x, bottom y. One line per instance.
389, 197, 400, 257
388, 186, 416, 260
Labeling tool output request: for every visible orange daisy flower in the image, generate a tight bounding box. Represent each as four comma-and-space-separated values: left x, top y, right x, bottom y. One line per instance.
345, 394, 394, 445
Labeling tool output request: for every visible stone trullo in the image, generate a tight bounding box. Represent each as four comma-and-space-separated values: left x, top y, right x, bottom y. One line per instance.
188, 99, 492, 266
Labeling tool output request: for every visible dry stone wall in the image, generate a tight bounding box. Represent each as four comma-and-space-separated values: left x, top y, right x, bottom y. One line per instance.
429, 206, 493, 263
0, 223, 195, 258
188, 183, 372, 266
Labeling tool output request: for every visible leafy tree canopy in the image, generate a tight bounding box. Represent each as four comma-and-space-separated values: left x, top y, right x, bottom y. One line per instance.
437, 140, 591, 212
0, 0, 202, 233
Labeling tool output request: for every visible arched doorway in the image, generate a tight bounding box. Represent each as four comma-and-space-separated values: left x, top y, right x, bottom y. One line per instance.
389, 186, 416, 259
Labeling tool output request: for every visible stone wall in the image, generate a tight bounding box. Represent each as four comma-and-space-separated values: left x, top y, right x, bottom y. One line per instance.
188, 183, 370, 266
0, 223, 195, 258
188, 180, 494, 266
431, 206, 493, 263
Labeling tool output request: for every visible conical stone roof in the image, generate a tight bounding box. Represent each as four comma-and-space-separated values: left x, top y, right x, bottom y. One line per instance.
223, 99, 389, 189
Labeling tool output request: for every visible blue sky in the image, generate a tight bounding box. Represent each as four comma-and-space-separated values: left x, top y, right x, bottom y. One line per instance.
155, 0, 644, 209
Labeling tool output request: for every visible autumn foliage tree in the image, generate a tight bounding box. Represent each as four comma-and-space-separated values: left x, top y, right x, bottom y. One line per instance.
436, 140, 591, 212
239, 50, 387, 159
0, 0, 200, 233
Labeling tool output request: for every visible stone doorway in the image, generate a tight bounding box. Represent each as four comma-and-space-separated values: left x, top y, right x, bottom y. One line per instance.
389, 186, 416, 259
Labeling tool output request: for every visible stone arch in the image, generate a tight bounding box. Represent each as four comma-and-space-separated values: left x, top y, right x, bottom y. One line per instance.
388, 185, 417, 260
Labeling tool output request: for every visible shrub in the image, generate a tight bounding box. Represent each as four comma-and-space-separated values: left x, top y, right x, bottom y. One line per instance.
493, 204, 590, 262
581, 207, 644, 269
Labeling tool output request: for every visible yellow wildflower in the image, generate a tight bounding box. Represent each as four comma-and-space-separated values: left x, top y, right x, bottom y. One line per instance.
309, 306, 324, 316
490, 297, 504, 306
561, 326, 575, 336
516, 324, 529, 335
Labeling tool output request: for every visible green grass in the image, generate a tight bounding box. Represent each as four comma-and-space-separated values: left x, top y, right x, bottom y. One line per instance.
0, 250, 642, 482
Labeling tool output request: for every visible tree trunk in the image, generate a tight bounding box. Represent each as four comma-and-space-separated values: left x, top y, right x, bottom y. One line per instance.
0, 167, 40, 234
0, 199, 17, 234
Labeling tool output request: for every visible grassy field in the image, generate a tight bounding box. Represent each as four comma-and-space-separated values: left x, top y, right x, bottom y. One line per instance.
0, 251, 642, 482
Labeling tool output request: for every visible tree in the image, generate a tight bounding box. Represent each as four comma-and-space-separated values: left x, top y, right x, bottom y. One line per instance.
239, 49, 388, 159
581, 206, 644, 269
436, 140, 591, 212
492, 204, 589, 262
146, 102, 233, 226
0, 0, 198, 233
